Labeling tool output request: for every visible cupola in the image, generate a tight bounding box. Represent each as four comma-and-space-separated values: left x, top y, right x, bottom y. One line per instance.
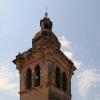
40, 12, 52, 30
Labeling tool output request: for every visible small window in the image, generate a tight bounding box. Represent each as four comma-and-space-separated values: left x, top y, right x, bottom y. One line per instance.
26, 69, 32, 89
44, 22, 49, 29
62, 72, 67, 91
34, 65, 40, 87
55, 67, 61, 89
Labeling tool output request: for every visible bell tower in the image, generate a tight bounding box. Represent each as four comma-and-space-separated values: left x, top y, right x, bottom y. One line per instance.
13, 13, 76, 100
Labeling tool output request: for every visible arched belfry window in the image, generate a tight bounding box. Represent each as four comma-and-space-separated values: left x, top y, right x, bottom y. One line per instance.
26, 69, 32, 89
55, 67, 61, 89
62, 72, 67, 91
34, 65, 40, 87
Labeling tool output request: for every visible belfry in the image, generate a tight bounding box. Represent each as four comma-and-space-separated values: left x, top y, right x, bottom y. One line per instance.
13, 13, 76, 100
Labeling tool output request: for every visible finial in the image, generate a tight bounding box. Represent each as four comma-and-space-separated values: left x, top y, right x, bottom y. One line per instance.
45, 6, 48, 18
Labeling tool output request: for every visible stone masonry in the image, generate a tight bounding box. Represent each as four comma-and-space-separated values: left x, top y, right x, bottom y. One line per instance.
13, 13, 76, 100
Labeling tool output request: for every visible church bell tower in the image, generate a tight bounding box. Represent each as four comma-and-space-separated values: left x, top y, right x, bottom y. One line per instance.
13, 13, 76, 100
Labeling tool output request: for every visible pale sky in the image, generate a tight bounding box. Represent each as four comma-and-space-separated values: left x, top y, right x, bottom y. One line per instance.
0, 0, 100, 100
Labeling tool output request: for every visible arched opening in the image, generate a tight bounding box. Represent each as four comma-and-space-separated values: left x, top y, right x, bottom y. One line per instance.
62, 72, 67, 91
26, 69, 32, 89
55, 67, 61, 89
34, 65, 40, 87
44, 22, 49, 29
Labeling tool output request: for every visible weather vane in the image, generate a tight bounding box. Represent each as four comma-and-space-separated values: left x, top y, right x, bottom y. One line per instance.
44, 0, 48, 18
45, 7, 48, 18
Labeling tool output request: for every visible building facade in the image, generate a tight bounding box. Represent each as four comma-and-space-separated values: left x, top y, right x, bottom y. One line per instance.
13, 14, 76, 100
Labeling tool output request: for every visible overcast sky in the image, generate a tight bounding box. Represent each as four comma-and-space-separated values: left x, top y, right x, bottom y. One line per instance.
0, 0, 100, 100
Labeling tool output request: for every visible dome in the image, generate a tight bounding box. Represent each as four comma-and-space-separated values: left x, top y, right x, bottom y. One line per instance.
34, 30, 59, 42
33, 15, 58, 41
32, 14, 61, 50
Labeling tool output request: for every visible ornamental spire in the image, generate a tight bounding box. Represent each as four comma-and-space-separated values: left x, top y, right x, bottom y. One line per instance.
45, 6, 48, 18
